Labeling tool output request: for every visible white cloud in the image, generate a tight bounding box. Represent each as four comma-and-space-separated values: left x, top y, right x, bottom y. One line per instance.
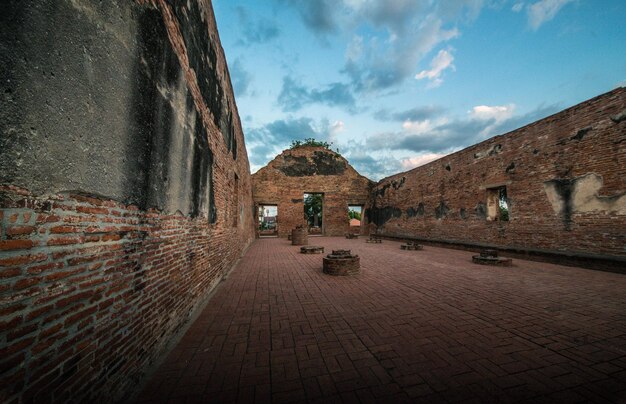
469, 104, 516, 122
468, 104, 516, 138
401, 119, 433, 134
415, 49, 455, 87
400, 153, 448, 170
512, 2, 524, 13
328, 120, 345, 144
527, 0, 574, 30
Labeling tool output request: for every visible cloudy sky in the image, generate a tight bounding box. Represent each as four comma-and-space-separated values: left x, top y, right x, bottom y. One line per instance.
213, 0, 626, 180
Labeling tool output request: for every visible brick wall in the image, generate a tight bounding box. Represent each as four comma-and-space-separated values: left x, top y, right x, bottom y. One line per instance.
252, 147, 374, 237
0, 0, 254, 402
365, 88, 626, 264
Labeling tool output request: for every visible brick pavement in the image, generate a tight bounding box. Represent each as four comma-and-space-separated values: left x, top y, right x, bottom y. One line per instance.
136, 237, 626, 403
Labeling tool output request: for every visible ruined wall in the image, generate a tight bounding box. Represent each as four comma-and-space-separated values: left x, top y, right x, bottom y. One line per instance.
252, 147, 373, 237
0, 0, 254, 402
366, 88, 626, 264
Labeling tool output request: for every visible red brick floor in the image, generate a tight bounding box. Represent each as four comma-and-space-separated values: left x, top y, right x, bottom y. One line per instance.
137, 237, 626, 403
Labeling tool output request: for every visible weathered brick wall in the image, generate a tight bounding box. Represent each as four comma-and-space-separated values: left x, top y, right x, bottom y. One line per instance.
0, 0, 254, 402
365, 88, 626, 262
252, 147, 374, 237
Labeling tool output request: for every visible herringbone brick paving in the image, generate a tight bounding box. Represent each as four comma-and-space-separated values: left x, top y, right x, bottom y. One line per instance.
137, 237, 626, 403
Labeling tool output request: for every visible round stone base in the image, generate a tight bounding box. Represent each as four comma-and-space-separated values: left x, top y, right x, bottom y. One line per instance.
291, 227, 308, 246
472, 256, 513, 266
301, 246, 324, 254
323, 251, 360, 276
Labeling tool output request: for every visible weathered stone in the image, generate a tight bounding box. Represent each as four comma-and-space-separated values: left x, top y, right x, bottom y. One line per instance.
301, 246, 324, 254
472, 255, 513, 266
323, 251, 360, 276
291, 227, 308, 245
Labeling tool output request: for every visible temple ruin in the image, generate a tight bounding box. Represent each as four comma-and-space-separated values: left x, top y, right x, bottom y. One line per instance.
1, 1, 625, 402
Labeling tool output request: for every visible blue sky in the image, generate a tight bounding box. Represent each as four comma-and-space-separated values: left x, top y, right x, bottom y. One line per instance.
213, 0, 626, 180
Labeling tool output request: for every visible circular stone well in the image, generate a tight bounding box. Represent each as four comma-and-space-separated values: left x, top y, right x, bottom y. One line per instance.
323, 250, 360, 276
472, 249, 512, 266
291, 227, 308, 246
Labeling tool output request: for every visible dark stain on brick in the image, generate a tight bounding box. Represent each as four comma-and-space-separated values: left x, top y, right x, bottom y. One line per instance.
170, 2, 236, 158
545, 178, 574, 231
291, 198, 303, 203
460, 208, 468, 219
570, 127, 592, 141
312, 151, 347, 175
190, 114, 215, 220
435, 201, 449, 219
475, 202, 487, 219
406, 203, 425, 218
279, 152, 346, 177
506, 162, 516, 173
366, 206, 402, 226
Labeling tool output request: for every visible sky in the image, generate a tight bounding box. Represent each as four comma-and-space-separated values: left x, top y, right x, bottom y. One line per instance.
213, 0, 626, 180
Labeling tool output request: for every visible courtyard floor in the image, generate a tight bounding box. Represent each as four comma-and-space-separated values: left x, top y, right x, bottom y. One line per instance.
137, 237, 626, 403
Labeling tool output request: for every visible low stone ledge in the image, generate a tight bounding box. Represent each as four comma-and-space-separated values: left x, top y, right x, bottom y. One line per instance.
472, 255, 513, 267
301, 246, 324, 254
471, 249, 512, 266
401, 241, 423, 250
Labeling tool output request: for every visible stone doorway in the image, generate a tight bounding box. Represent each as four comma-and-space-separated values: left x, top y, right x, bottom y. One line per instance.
258, 204, 278, 237
348, 205, 363, 233
304, 193, 323, 235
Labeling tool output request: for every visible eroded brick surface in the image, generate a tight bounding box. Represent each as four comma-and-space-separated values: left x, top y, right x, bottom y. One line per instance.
252, 147, 374, 237
137, 237, 626, 403
366, 88, 626, 260
0, 0, 254, 401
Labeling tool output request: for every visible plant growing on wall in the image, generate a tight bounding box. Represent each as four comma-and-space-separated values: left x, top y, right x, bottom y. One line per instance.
289, 138, 339, 153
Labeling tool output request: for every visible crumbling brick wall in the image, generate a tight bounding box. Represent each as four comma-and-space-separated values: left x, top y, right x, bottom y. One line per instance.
365, 88, 626, 264
0, 0, 254, 402
252, 147, 374, 237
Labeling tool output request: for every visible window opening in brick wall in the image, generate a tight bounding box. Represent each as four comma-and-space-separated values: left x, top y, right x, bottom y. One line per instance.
486, 186, 509, 221
258, 204, 278, 236
304, 193, 323, 235
348, 205, 363, 230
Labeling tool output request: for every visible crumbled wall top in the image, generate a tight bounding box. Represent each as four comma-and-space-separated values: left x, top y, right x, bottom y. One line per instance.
257, 146, 368, 179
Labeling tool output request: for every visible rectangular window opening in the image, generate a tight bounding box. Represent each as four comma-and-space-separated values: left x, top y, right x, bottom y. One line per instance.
304, 193, 323, 235
486, 186, 509, 221
348, 205, 363, 231
258, 204, 278, 236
